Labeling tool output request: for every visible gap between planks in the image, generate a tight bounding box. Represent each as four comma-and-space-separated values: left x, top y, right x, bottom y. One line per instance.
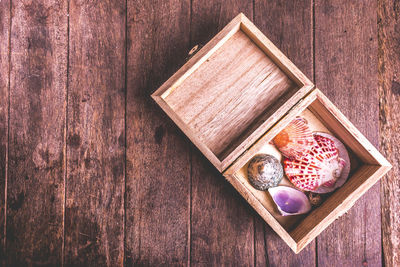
61, 0, 71, 266
4, 0, 13, 263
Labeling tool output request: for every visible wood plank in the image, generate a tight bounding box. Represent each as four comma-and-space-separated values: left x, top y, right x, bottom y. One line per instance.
125, 0, 191, 265
254, 0, 313, 79
190, 3, 255, 266
64, 1, 125, 265
0, 0, 10, 265
191, 153, 255, 265
6, 0, 67, 265
315, 0, 381, 266
254, 0, 316, 265
378, 0, 400, 266
254, 217, 268, 266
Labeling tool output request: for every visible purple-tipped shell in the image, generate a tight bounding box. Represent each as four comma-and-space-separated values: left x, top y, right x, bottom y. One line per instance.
268, 186, 311, 216
312, 132, 350, 193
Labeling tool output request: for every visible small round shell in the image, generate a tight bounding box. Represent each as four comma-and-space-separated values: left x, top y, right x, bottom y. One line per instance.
247, 154, 283, 190
308, 192, 322, 206
273, 116, 316, 160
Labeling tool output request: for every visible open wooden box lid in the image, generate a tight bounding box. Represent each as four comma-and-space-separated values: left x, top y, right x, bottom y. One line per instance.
152, 13, 314, 172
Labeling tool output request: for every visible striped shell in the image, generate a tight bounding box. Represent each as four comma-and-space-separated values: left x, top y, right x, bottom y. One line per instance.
313, 132, 350, 193
284, 134, 346, 192
273, 116, 316, 160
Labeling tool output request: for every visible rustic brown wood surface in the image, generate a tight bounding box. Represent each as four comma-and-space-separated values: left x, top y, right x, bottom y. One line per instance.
378, 0, 400, 266
0, 1, 398, 266
64, 1, 126, 266
125, 0, 191, 265
6, 1, 68, 265
315, 1, 381, 266
0, 0, 10, 266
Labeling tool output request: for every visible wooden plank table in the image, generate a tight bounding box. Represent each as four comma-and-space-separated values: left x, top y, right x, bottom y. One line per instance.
0, 0, 398, 266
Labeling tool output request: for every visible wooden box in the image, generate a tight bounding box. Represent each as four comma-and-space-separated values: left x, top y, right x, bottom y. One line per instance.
151, 13, 391, 253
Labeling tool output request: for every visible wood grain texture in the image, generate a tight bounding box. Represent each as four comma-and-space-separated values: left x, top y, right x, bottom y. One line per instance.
125, 0, 191, 265
191, 151, 255, 266
190, 3, 255, 266
165, 30, 297, 159
254, 0, 316, 265
378, 0, 400, 266
64, 1, 125, 266
254, 217, 268, 266
6, 0, 67, 265
0, 0, 10, 265
315, 0, 381, 266
0, 1, 392, 265
152, 13, 314, 173
255, 0, 313, 79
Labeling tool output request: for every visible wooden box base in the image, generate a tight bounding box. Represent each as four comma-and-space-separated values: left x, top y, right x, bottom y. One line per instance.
224, 89, 391, 253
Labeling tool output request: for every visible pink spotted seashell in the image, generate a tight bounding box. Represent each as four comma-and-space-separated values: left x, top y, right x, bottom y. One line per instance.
284, 134, 347, 193
313, 132, 350, 193
273, 116, 316, 160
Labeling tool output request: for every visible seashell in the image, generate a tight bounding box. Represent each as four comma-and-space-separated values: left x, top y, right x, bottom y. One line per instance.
268, 186, 311, 216
308, 192, 322, 206
284, 134, 347, 193
247, 154, 283, 190
273, 116, 316, 160
312, 132, 350, 193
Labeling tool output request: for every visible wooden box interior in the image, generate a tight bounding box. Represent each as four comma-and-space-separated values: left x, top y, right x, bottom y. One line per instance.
152, 14, 313, 172
163, 30, 297, 161
224, 89, 391, 253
